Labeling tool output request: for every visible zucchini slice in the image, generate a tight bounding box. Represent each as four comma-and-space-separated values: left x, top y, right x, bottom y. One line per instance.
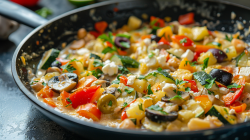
145, 71, 175, 86
193, 71, 213, 86
110, 55, 139, 68
234, 51, 248, 67
167, 48, 182, 58
206, 105, 237, 125
38, 48, 60, 70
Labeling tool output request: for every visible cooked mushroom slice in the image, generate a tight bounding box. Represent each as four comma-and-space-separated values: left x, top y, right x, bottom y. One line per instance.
91, 79, 111, 87
31, 82, 44, 92
48, 73, 78, 93
156, 43, 171, 50
145, 108, 178, 122
161, 92, 190, 105
97, 93, 117, 114
103, 87, 119, 98
46, 67, 62, 74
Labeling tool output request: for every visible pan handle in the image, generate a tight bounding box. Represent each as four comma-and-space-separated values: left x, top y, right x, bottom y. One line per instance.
0, 1, 48, 28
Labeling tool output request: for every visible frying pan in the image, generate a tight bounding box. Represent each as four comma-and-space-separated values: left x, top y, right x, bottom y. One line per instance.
3, 0, 250, 139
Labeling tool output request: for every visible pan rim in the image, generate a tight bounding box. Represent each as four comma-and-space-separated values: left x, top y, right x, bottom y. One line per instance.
11, 0, 250, 136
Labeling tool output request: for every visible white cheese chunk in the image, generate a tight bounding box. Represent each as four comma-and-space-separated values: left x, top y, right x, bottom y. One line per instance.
77, 48, 90, 55
239, 67, 250, 77
160, 81, 177, 98
143, 38, 151, 46
229, 109, 236, 115
102, 60, 118, 76
153, 49, 160, 56
127, 75, 137, 85
219, 87, 229, 94
181, 49, 194, 61
157, 54, 167, 66
215, 95, 219, 99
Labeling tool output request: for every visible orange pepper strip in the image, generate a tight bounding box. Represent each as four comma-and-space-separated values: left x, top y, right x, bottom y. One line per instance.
43, 98, 56, 108
195, 95, 212, 113
230, 102, 247, 113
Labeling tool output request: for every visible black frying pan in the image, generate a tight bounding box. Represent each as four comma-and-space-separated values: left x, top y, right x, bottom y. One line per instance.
3, 0, 250, 139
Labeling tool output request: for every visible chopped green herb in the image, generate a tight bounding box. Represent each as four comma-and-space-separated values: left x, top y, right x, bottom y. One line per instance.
122, 102, 128, 108
148, 105, 163, 111
234, 51, 246, 67
169, 95, 184, 100
175, 79, 188, 85
65, 98, 72, 107
148, 52, 154, 58
226, 48, 230, 53
173, 89, 177, 93
227, 83, 241, 89
177, 91, 182, 95
120, 42, 130, 49
118, 65, 130, 74
117, 74, 122, 80
185, 87, 191, 92
202, 57, 209, 70
225, 34, 233, 42
143, 96, 151, 99
116, 34, 131, 39
124, 86, 134, 94
147, 84, 153, 95
93, 59, 104, 67
90, 53, 101, 60
61, 59, 78, 73
91, 68, 103, 78
205, 78, 216, 89
160, 111, 168, 115
98, 32, 114, 45
117, 89, 122, 93
138, 103, 144, 111
102, 47, 116, 54
42, 82, 47, 86
108, 100, 113, 106
30, 81, 39, 85
207, 90, 214, 95
180, 38, 187, 43
137, 75, 146, 80
130, 118, 137, 125
157, 67, 162, 72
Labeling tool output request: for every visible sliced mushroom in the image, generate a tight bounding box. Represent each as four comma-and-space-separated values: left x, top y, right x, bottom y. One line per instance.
103, 87, 120, 98
70, 39, 85, 50
161, 91, 190, 105
46, 67, 62, 74
91, 80, 110, 87
31, 82, 44, 92
145, 108, 178, 123
48, 73, 78, 93
156, 43, 171, 50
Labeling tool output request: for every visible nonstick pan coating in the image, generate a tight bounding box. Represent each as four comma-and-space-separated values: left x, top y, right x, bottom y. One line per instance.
11, 0, 250, 139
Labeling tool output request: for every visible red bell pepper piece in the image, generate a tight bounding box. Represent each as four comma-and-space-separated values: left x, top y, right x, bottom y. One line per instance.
150, 16, 165, 28
95, 21, 108, 33
195, 45, 215, 54
223, 78, 245, 106
77, 103, 102, 121
184, 79, 199, 92
193, 52, 200, 62
178, 12, 195, 25
120, 76, 128, 85
89, 31, 101, 38
121, 100, 137, 120
70, 85, 101, 108
11, 0, 39, 6
56, 58, 70, 66
171, 35, 194, 47
158, 37, 170, 46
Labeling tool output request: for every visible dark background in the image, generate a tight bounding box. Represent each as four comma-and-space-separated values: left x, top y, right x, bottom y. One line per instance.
1, 0, 250, 140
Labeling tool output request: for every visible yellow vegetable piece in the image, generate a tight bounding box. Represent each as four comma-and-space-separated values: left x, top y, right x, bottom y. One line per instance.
223, 46, 237, 60
157, 26, 173, 40
128, 16, 142, 30
198, 52, 217, 66
187, 118, 211, 131
153, 91, 166, 104
192, 26, 209, 41
179, 58, 194, 73
131, 79, 147, 94
178, 26, 193, 40
126, 98, 145, 123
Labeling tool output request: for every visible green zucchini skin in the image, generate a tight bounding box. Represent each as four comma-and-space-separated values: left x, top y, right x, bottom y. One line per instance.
111, 55, 139, 68
206, 106, 229, 125
193, 71, 213, 85
90, 53, 101, 60
40, 49, 60, 70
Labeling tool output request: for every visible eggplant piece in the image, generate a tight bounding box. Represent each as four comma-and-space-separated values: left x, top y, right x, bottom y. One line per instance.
51, 60, 62, 68
209, 69, 233, 86
145, 108, 178, 122
114, 37, 131, 50
48, 73, 78, 93
208, 48, 227, 63
150, 35, 161, 43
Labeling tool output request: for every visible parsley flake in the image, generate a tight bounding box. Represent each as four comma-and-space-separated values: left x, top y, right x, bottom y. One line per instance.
122, 102, 128, 108
102, 47, 116, 54
137, 75, 146, 80
185, 87, 191, 92
118, 65, 130, 74
42, 82, 47, 86
180, 38, 187, 44
148, 52, 154, 58
205, 78, 216, 89
61, 59, 79, 73
148, 105, 163, 111
225, 34, 233, 42
124, 86, 134, 94
93, 59, 104, 67
138, 103, 144, 111
91, 68, 103, 78
202, 57, 209, 70
147, 84, 153, 95
117, 89, 122, 93
120, 42, 130, 49
227, 83, 241, 89
65, 98, 72, 107
224, 108, 229, 114
108, 100, 113, 106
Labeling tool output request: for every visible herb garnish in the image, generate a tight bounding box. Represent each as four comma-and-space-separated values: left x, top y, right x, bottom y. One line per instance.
91, 68, 103, 78
120, 42, 130, 49
93, 59, 104, 67
148, 105, 163, 111
118, 65, 130, 74
225, 34, 233, 42
180, 38, 187, 44
148, 52, 154, 58
124, 86, 134, 94
122, 102, 128, 108
61, 59, 78, 73
175, 79, 188, 85
147, 84, 153, 95
202, 57, 209, 70
137, 75, 146, 80
108, 100, 113, 106
42, 82, 47, 86
185, 87, 191, 92
65, 98, 72, 107
117, 89, 122, 93
227, 83, 241, 89
138, 103, 144, 111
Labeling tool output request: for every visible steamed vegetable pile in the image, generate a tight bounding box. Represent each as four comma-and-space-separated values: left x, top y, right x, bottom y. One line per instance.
29, 12, 250, 131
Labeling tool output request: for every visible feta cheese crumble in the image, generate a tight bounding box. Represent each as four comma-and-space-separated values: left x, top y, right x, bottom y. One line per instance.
181, 49, 194, 61
160, 81, 177, 97
215, 95, 219, 99
127, 75, 137, 85
157, 55, 167, 66
102, 60, 118, 76
219, 87, 229, 95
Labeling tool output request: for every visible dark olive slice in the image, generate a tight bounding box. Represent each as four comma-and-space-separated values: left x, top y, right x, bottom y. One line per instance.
48, 73, 78, 93
145, 109, 178, 122
97, 93, 117, 114
114, 37, 130, 50
209, 69, 233, 86
51, 60, 62, 68
208, 48, 227, 63
150, 35, 161, 43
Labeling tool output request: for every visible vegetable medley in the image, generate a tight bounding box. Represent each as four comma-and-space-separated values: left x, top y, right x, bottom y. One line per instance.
30, 12, 250, 132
